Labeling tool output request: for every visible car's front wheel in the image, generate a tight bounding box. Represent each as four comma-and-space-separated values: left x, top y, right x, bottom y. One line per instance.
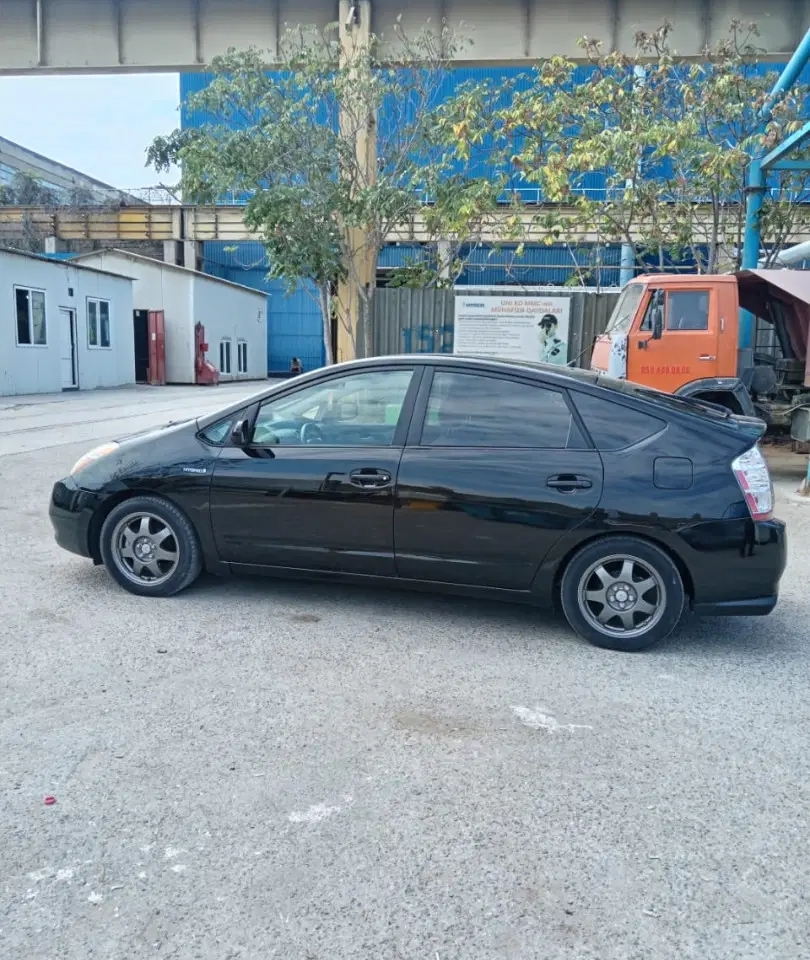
560, 536, 686, 652
99, 495, 203, 597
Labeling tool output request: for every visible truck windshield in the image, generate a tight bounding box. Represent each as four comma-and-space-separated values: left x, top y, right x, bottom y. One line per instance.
604, 283, 645, 336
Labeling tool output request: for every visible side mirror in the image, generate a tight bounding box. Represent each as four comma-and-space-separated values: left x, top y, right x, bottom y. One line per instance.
652, 305, 664, 340
230, 419, 250, 447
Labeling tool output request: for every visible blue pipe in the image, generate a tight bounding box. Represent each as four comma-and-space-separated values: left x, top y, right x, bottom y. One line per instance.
619, 242, 635, 287
741, 26, 810, 350
618, 66, 646, 287
760, 28, 810, 122
739, 160, 765, 351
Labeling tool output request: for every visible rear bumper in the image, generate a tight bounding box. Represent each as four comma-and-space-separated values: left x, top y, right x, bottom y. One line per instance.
693, 595, 778, 617
678, 516, 787, 614
50, 477, 94, 559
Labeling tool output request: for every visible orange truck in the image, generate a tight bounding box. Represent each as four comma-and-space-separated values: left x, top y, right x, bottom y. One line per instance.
590, 270, 810, 443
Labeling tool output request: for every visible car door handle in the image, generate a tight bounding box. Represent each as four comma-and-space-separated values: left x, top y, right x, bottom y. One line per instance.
546, 474, 593, 491
699, 355, 716, 361
348, 468, 392, 488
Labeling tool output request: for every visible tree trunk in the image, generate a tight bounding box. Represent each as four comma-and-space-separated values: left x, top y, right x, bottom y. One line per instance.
318, 282, 333, 366
360, 292, 373, 359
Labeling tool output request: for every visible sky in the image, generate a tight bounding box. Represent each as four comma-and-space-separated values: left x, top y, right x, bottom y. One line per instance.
0, 74, 180, 190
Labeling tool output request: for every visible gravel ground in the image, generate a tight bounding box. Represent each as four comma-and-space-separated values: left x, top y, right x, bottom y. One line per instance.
2, 385, 810, 960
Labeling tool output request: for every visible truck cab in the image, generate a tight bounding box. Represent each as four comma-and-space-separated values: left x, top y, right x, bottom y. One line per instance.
591, 271, 810, 438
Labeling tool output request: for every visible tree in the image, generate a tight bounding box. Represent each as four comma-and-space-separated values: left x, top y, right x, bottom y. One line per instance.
443, 21, 810, 279
148, 23, 500, 362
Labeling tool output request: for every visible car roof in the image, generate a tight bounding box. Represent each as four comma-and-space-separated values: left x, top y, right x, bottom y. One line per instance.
195, 353, 738, 431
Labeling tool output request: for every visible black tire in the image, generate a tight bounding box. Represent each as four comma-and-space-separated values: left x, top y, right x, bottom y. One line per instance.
560, 536, 686, 652
99, 495, 203, 598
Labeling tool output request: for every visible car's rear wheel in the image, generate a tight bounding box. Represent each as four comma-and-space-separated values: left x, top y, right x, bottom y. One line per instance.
99, 495, 203, 597
560, 537, 685, 652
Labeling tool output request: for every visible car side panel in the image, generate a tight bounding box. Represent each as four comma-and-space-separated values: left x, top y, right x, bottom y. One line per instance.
530, 419, 784, 607
395, 447, 604, 590
60, 425, 223, 568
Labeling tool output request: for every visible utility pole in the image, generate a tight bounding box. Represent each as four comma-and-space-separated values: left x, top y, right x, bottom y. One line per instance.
336, 0, 376, 361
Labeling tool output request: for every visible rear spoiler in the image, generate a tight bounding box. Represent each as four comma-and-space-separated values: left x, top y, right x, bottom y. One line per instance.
675, 395, 767, 438
730, 415, 768, 440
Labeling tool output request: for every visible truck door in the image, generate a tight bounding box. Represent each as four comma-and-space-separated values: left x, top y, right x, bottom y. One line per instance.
626, 286, 720, 393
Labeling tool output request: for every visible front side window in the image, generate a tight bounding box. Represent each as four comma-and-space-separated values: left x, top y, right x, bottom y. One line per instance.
421, 371, 583, 448
641, 290, 710, 332
15, 287, 47, 346
220, 339, 232, 374
87, 298, 111, 347
666, 291, 710, 330
252, 368, 414, 447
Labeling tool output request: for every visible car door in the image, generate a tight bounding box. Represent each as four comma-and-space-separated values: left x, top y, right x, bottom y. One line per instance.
627, 286, 721, 392
393, 367, 604, 590
209, 365, 422, 576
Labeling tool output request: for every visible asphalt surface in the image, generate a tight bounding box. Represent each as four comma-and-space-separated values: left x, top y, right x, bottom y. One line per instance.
2, 384, 810, 960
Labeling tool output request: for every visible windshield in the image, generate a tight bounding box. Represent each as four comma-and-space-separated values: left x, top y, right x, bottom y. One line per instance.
604, 283, 645, 336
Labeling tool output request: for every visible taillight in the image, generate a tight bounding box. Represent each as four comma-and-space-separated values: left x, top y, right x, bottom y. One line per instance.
731, 446, 773, 520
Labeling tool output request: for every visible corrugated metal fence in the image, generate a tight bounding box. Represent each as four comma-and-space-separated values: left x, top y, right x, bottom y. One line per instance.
371, 287, 621, 368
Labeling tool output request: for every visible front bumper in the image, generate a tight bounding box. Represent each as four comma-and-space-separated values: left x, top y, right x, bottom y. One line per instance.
49, 477, 95, 560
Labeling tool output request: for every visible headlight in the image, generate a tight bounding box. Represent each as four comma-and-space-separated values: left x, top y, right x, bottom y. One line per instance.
70, 442, 120, 476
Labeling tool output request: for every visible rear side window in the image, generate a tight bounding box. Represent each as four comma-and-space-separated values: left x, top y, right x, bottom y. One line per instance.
421, 371, 586, 448
571, 391, 665, 451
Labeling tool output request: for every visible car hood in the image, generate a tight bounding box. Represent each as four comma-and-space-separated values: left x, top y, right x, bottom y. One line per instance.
114, 417, 196, 445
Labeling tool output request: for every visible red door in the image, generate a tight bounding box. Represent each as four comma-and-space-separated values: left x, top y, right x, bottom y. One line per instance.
147, 310, 166, 386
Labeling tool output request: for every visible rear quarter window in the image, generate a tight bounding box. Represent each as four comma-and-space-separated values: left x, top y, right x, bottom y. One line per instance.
571, 391, 665, 451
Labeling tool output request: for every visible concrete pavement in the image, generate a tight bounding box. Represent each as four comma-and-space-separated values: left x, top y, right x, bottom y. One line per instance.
2, 385, 809, 960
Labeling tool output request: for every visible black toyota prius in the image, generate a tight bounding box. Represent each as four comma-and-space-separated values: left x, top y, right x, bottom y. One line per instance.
49, 355, 787, 652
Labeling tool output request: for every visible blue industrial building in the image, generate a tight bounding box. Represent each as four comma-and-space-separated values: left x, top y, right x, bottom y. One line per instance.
179, 62, 799, 372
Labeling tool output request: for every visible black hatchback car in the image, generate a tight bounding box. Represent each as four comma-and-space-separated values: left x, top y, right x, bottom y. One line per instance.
50, 355, 786, 652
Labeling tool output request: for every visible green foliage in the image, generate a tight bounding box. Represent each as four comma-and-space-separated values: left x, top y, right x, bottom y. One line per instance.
148, 24, 501, 357
442, 20, 810, 274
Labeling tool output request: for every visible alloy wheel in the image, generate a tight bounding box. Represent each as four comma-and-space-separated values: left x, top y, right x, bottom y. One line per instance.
110, 512, 180, 587
577, 554, 666, 639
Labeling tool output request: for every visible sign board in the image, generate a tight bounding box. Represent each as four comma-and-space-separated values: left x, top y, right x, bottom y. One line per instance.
453, 295, 571, 366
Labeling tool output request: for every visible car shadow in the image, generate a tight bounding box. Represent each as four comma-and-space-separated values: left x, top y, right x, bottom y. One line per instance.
68, 562, 802, 662
189, 570, 802, 662
657, 602, 804, 659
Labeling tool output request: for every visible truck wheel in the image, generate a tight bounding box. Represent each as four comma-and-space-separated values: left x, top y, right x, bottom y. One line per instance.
560, 537, 686, 652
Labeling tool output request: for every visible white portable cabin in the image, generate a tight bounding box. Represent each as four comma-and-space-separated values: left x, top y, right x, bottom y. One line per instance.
0, 247, 134, 396
69, 249, 268, 384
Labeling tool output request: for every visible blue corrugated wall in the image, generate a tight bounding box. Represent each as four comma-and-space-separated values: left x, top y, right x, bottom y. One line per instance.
202, 242, 325, 373
181, 61, 799, 370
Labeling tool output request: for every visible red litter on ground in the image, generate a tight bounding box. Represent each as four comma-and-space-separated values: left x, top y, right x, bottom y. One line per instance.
44, 796, 56, 806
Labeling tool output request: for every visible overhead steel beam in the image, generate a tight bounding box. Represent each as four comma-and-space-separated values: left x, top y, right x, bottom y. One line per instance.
1, 0, 809, 74
4, 202, 810, 246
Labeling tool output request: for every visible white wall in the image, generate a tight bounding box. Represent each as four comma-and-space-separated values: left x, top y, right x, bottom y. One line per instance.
75, 250, 195, 383
191, 274, 267, 382
74, 252, 266, 383
0, 251, 134, 396
73, 267, 135, 390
